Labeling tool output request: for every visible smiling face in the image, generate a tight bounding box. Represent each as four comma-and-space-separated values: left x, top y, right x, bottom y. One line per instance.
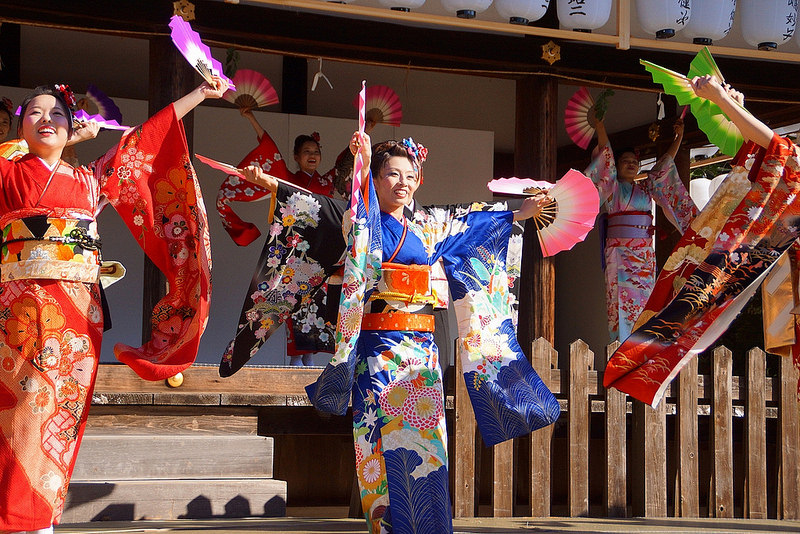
376, 155, 420, 217
294, 140, 321, 174
20, 94, 70, 161
617, 151, 640, 183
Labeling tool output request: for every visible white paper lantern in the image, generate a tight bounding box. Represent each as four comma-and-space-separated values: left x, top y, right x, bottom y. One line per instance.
379, 0, 425, 10
683, 0, 735, 45
635, 0, 692, 39
741, 0, 797, 50
495, 0, 549, 24
556, 0, 612, 32
441, 0, 493, 17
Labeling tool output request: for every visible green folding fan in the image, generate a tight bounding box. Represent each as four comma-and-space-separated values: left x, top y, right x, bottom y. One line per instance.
640, 47, 745, 156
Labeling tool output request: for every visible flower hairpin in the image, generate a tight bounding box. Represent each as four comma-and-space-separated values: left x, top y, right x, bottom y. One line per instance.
401, 137, 428, 167
0, 97, 12, 114
311, 131, 321, 143
54, 84, 77, 109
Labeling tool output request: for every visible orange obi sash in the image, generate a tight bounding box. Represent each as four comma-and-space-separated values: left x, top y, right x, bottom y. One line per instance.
361, 312, 435, 332
369, 262, 436, 306
0, 216, 101, 283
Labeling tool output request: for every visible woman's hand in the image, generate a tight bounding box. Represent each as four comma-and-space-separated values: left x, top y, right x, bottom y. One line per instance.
514, 193, 552, 221
173, 75, 229, 120
691, 75, 728, 105
673, 117, 684, 140
200, 75, 229, 99
349, 130, 372, 183
240, 165, 278, 194
66, 121, 100, 146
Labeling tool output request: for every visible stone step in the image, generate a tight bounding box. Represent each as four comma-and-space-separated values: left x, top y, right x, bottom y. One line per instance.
72, 433, 274, 480
63, 478, 287, 522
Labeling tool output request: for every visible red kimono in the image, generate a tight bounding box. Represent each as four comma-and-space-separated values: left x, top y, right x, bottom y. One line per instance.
0, 105, 211, 530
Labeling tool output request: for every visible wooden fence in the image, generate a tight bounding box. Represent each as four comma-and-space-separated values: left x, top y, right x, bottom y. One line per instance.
452, 338, 800, 519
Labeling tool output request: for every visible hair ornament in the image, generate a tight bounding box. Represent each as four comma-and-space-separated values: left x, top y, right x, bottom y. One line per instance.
311, 131, 321, 143
54, 84, 77, 109
400, 137, 427, 166
0, 97, 12, 114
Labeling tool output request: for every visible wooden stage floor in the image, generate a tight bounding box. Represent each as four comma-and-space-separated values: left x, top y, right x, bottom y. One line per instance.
55, 517, 800, 533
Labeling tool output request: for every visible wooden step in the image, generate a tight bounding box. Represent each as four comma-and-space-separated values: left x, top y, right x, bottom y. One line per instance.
62, 478, 287, 522
72, 433, 274, 479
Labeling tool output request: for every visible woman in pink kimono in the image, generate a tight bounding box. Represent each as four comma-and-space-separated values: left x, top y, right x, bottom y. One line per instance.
585, 115, 698, 341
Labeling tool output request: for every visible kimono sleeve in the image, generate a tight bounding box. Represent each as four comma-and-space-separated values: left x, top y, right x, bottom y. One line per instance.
216, 131, 291, 246
639, 153, 698, 233
219, 182, 347, 377
434, 210, 561, 445
583, 143, 618, 208
94, 104, 211, 381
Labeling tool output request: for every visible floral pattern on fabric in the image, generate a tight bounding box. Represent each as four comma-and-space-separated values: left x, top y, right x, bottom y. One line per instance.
220, 186, 346, 377
585, 143, 697, 340
0, 105, 211, 531
605, 135, 800, 406
94, 105, 211, 380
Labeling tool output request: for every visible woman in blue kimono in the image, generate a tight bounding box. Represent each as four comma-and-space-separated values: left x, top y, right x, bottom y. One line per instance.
237, 132, 560, 534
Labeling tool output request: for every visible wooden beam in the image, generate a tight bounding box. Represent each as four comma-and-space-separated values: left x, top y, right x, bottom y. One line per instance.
3, 1, 800, 101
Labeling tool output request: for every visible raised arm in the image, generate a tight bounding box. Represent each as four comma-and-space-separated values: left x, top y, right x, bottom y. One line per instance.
595, 109, 610, 150
240, 106, 266, 139
172, 76, 229, 121
349, 130, 372, 195
665, 117, 684, 160
691, 75, 773, 149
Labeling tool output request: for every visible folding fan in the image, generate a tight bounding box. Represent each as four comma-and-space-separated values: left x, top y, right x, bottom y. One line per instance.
564, 87, 614, 150
487, 169, 599, 257
80, 84, 123, 123
352, 84, 402, 127
168, 15, 236, 91
641, 47, 744, 156
223, 69, 278, 110
73, 109, 131, 131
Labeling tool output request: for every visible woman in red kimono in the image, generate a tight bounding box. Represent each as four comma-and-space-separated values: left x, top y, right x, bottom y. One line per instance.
605, 76, 800, 407
0, 78, 225, 534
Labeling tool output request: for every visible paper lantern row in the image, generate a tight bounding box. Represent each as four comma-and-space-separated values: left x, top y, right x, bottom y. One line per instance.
333, 0, 798, 51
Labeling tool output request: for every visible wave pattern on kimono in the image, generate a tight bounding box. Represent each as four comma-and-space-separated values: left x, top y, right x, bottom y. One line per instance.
585, 143, 697, 341
302, 174, 559, 533
604, 135, 800, 407
0, 104, 211, 530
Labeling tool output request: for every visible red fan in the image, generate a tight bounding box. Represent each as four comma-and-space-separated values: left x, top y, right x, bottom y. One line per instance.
487, 170, 598, 257
223, 69, 279, 110
353, 85, 402, 127
564, 87, 614, 150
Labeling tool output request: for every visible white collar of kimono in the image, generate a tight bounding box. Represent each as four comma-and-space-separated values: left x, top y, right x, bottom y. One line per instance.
37, 156, 60, 172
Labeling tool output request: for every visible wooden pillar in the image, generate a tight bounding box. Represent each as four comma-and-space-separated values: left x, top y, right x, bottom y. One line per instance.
515, 76, 557, 348
0, 23, 21, 87
282, 56, 308, 115
143, 35, 195, 341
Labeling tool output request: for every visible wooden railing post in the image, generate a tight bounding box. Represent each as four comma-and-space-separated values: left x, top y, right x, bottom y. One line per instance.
453, 343, 476, 518
632, 398, 666, 517
604, 341, 627, 517
779, 355, 800, 519
745, 347, 767, 519
529, 337, 557, 517
676, 356, 698, 517
492, 439, 514, 517
569, 339, 591, 517
712, 346, 734, 518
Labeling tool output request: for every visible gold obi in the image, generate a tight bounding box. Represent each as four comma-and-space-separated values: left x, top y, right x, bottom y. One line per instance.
1, 216, 101, 283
